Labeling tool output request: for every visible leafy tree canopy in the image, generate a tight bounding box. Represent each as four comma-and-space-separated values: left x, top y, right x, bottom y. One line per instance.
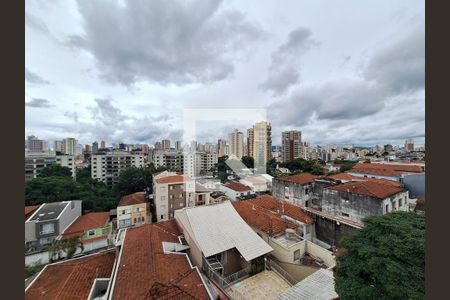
37, 164, 72, 178
241, 156, 254, 169
113, 165, 156, 197
335, 212, 425, 300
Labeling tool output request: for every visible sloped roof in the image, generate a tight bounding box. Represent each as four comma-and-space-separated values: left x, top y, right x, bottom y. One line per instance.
25, 250, 115, 300
112, 220, 210, 300
118, 192, 147, 207
277, 173, 319, 185
61, 212, 110, 239
328, 173, 402, 187
25, 205, 41, 220
276, 269, 338, 300
224, 181, 252, 191
251, 195, 314, 224
174, 201, 273, 261
353, 162, 423, 173
233, 200, 298, 235
155, 175, 191, 184
348, 168, 401, 177
327, 181, 405, 199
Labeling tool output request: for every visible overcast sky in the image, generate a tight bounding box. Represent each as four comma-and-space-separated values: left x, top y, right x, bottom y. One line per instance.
25, 0, 424, 147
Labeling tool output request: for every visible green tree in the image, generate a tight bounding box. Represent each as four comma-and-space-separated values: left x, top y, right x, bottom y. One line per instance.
241, 156, 254, 168
37, 164, 72, 178
113, 165, 159, 197
335, 212, 425, 300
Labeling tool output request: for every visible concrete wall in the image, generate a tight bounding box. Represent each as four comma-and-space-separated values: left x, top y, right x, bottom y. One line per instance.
58, 201, 82, 234
305, 241, 335, 268
402, 173, 425, 197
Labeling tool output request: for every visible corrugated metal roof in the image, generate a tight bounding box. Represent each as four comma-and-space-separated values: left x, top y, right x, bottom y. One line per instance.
276, 269, 338, 300
175, 201, 273, 261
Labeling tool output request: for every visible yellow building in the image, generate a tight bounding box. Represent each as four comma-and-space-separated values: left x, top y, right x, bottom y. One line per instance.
117, 192, 148, 229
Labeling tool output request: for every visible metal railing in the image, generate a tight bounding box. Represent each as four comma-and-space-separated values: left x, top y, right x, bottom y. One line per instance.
265, 258, 297, 286
223, 268, 249, 285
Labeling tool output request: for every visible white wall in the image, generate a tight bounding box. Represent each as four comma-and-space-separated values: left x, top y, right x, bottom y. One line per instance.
58, 201, 82, 234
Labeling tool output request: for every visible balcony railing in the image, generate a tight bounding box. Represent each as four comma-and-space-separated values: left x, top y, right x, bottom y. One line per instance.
265, 258, 297, 286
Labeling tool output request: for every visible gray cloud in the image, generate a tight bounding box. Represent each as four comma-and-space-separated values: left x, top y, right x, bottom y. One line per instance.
260, 27, 319, 96
25, 12, 49, 34
25, 68, 50, 85
25, 98, 54, 108
363, 21, 424, 94
69, 0, 265, 86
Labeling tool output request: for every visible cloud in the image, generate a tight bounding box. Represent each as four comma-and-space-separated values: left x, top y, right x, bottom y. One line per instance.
25, 98, 54, 108
260, 27, 319, 96
363, 21, 424, 94
69, 0, 265, 86
25, 68, 50, 85
25, 12, 49, 34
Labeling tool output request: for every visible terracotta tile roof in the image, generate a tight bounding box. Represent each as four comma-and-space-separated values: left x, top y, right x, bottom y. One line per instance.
242, 177, 266, 184
352, 163, 423, 173
225, 181, 252, 192
112, 220, 210, 300
327, 181, 405, 199
248, 195, 314, 225
277, 173, 320, 185
25, 205, 40, 220
233, 201, 298, 235
118, 192, 147, 207
328, 173, 402, 187
25, 250, 115, 300
155, 175, 191, 184
349, 167, 402, 177
61, 212, 110, 239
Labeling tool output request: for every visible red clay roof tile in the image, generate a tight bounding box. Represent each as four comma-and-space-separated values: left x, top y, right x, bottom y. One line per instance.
61, 212, 110, 239
277, 173, 320, 185
327, 181, 405, 199
118, 192, 147, 207
155, 175, 191, 184
225, 181, 252, 192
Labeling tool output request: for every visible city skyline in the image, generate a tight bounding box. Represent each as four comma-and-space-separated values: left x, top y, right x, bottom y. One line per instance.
26, 0, 424, 147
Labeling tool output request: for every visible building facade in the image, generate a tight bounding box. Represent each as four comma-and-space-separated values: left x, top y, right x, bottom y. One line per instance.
228, 129, 244, 159
282, 130, 301, 162
91, 152, 145, 186
117, 192, 148, 229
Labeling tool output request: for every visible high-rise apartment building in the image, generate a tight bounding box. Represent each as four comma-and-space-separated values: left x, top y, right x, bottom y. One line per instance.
183, 152, 218, 177
92, 141, 99, 154
25, 151, 75, 181
100, 140, 106, 149
61, 138, 78, 155
247, 128, 254, 157
91, 151, 144, 186
175, 141, 182, 152
228, 129, 244, 159
384, 144, 393, 153
153, 152, 184, 173
248, 121, 272, 172
405, 139, 415, 152
54, 141, 63, 153
217, 139, 227, 157
154, 142, 162, 151
282, 130, 302, 162
26, 135, 47, 152
162, 139, 171, 151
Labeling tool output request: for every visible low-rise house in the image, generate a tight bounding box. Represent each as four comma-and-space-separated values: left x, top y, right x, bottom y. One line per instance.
321, 181, 409, 223
347, 162, 424, 183
117, 192, 148, 229
25, 249, 116, 299
239, 176, 269, 193
26, 220, 213, 300
272, 173, 327, 206
174, 201, 273, 278
219, 181, 256, 201
153, 173, 195, 221
25, 200, 81, 252
60, 211, 112, 252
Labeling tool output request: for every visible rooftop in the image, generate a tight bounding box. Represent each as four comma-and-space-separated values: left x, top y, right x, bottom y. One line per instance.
226, 270, 291, 300
175, 201, 273, 261
250, 195, 314, 225
328, 173, 403, 187
276, 173, 319, 185
118, 192, 147, 207
25, 205, 41, 220
61, 212, 110, 239
353, 162, 424, 173
233, 200, 298, 236
27, 201, 71, 222
155, 174, 191, 184
276, 269, 338, 300
25, 250, 115, 300
348, 167, 402, 177
112, 220, 211, 299
224, 181, 252, 192
326, 181, 405, 199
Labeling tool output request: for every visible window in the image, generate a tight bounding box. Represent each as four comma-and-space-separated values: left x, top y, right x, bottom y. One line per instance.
161, 196, 166, 201
399, 199, 402, 207
160, 215, 164, 220
88, 229, 96, 236
341, 213, 350, 217
135, 207, 140, 212
294, 249, 301, 261
141, 216, 145, 222
39, 236, 55, 245
134, 218, 137, 223
392, 201, 397, 211
305, 188, 309, 195
39, 223, 55, 235
122, 210, 126, 215
170, 186, 174, 190
385, 204, 389, 213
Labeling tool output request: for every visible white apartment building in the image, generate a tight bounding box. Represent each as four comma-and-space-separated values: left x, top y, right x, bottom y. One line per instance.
91, 151, 144, 186
183, 152, 218, 178
228, 129, 244, 159
25, 151, 76, 181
